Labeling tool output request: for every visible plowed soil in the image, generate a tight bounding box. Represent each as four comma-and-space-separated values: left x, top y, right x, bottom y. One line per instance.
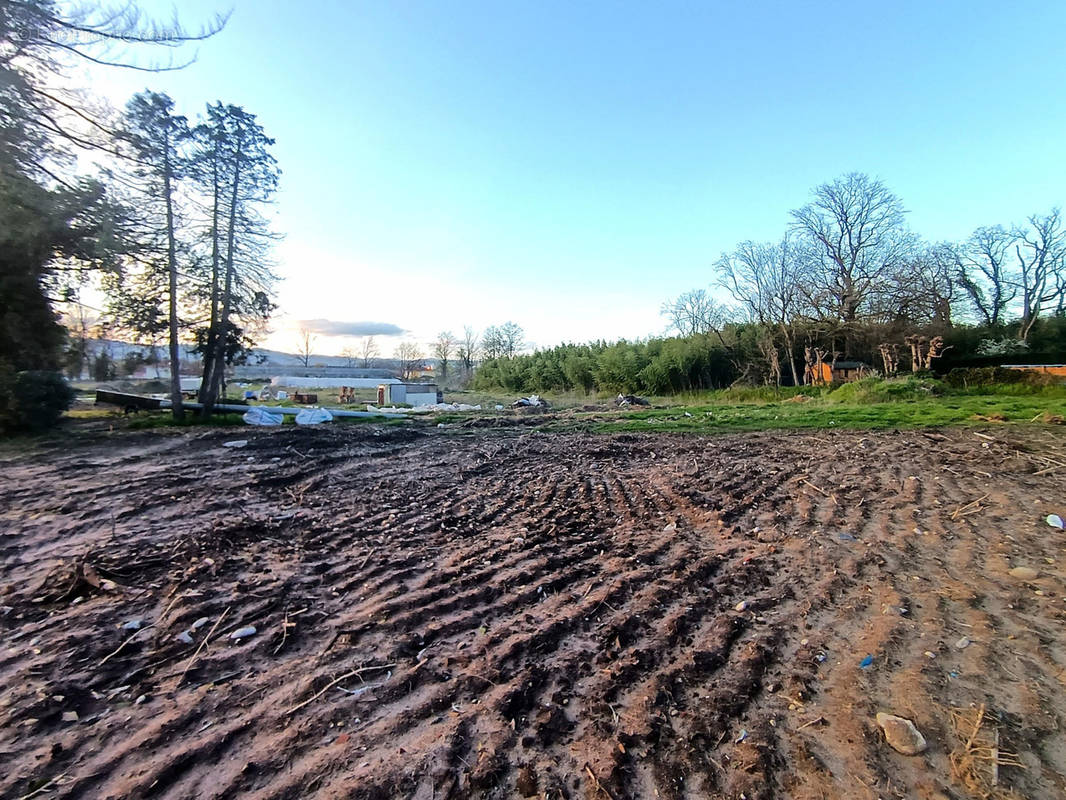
2, 423, 1066, 800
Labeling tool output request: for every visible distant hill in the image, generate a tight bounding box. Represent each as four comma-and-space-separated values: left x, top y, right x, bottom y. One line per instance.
83, 339, 431, 372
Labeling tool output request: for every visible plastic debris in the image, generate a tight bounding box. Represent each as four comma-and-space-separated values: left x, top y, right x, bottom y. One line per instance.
512, 394, 548, 408
243, 407, 285, 426
295, 407, 333, 426
1047, 514, 1064, 530
366, 403, 482, 415
222, 440, 248, 448
121, 619, 144, 631
860, 654, 874, 668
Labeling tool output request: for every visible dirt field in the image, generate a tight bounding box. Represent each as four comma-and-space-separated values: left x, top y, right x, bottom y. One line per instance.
2, 422, 1066, 800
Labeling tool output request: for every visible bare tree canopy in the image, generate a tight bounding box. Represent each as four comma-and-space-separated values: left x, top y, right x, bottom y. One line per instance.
394, 340, 424, 380
717, 238, 804, 385
791, 172, 915, 323
433, 330, 454, 381
660, 289, 730, 337
954, 225, 1017, 328
296, 328, 316, 368
480, 322, 523, 359
360, 335, 379, 368
1014, 209, 1065, 340
456, 325, 478, 378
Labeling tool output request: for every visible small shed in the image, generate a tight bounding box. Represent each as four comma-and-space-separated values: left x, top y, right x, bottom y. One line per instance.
816, 360, 871, 384
378, 383, 440, 407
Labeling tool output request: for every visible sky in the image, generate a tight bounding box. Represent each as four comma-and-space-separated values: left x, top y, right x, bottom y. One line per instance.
82, 0, 1066, 356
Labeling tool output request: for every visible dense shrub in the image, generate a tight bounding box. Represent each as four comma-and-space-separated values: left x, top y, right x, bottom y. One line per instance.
943, 366, 1060, 389
828, 376, 944, 404
0, 368, 76, 433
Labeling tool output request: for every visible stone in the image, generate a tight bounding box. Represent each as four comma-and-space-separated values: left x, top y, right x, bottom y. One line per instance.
734, 600, 750, 612
121, 619, 144, 631
955, 636, 971, 649
62, 711, 79, 723
875, 712, 927, 755
175, 631, 194, 644
191, 617, 210, 630
230, 626, 256, 640
1009, 566, 1039, 581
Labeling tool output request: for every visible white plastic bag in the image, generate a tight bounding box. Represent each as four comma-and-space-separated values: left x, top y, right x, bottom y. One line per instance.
243, 407, 285, 426
295, 407, 333, 425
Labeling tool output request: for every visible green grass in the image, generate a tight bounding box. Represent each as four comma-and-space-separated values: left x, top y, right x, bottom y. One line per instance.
127, 412, 248, 430
596, 394, 1066, 434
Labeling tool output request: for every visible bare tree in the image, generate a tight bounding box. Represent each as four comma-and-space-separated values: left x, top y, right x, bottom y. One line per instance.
340, 346, 357, 368
791, 173, 915, 324
456, 325, 479, 377
883, 243, 958, 328
718, 237, 805, 385
395, 341, 424, 380
433, 330, 454, 382
360, 335, 379, 368
499, 321, 524, 358
296, 328, 315, 368
1014, 209, 1065, 341
660, 289, 736, 354
660, 288, 720, 336
481, 325, 502, 360
954, 226, 1016, 328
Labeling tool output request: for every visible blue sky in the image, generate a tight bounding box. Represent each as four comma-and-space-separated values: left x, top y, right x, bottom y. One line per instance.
87, 0, 1066, 354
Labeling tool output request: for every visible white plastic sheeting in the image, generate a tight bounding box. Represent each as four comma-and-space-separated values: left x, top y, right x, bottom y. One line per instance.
295, 407, 334, 425
366, 403, 482, 415
243, 407, 285, 426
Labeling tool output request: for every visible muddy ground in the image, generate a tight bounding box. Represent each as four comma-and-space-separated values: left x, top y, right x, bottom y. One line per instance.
2, 422, 1065, 800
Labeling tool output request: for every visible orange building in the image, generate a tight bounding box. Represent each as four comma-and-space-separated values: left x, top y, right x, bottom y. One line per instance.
811, 360, 871, 385
1003, 364, 1066, 378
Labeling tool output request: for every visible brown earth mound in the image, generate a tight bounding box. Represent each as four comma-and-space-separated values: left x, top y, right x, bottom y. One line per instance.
1, 424, 1065, 799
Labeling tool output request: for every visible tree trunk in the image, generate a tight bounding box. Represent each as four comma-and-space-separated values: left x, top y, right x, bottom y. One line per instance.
208, 126, 243, 405
199, 136, 223, 415
781, 324, 800, 387
163, 128, 184, 421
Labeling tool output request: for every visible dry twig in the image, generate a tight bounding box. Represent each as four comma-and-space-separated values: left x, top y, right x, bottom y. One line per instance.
287, 664, 396, 714
175, 606, 230, 687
